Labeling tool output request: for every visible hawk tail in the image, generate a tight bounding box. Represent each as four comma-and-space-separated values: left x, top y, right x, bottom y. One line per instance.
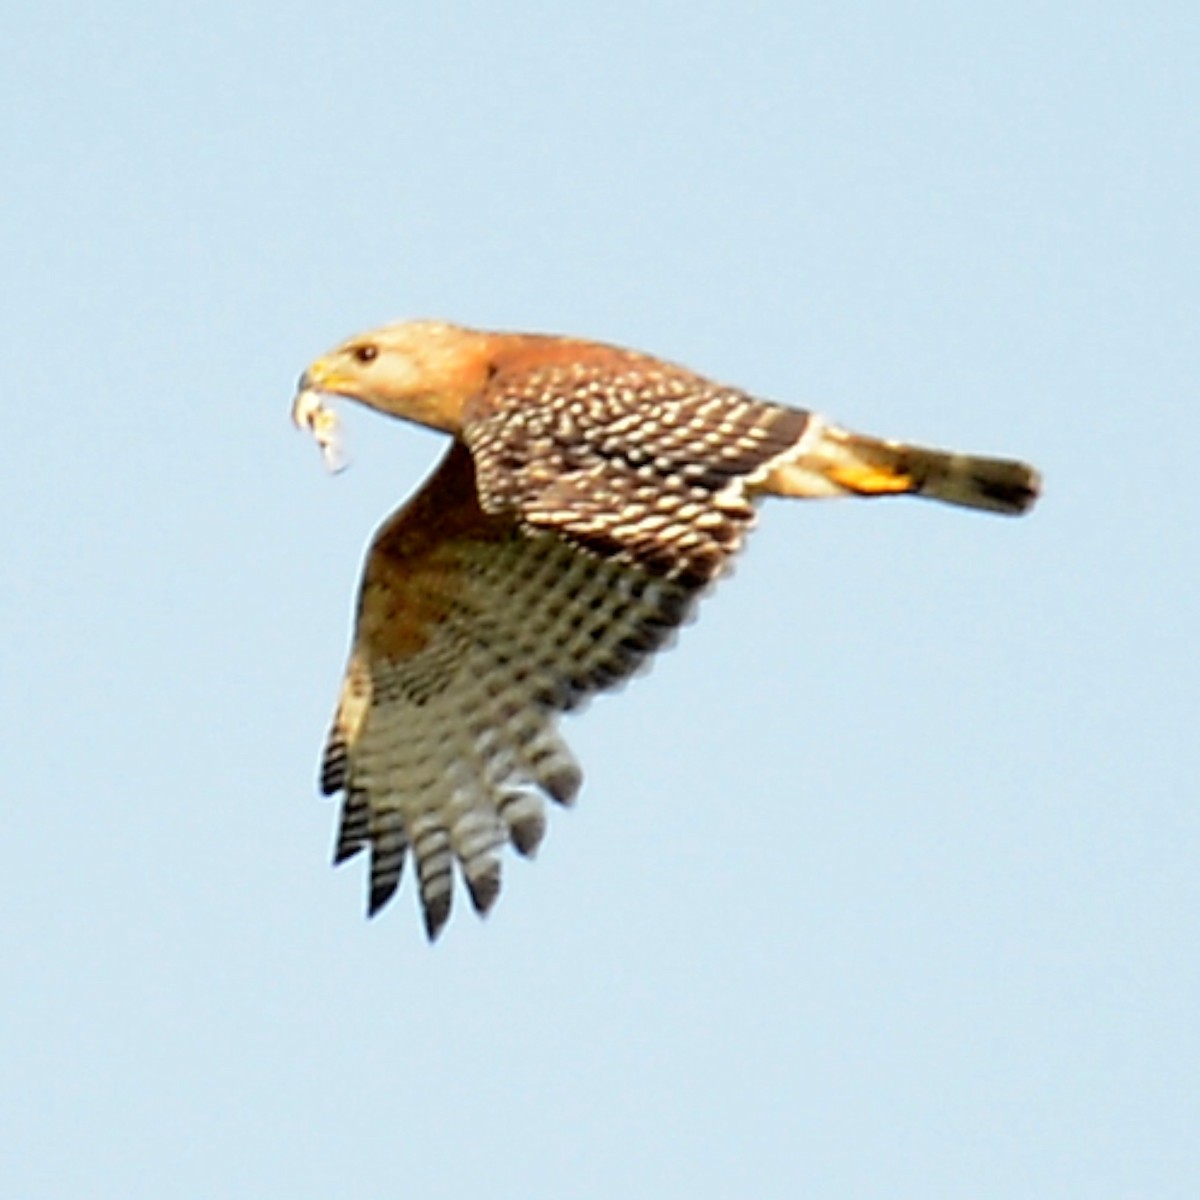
764, 420, 1040, 516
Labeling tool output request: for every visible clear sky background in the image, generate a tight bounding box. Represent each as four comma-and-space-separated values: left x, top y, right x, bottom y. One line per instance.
3, 3, 1197, 1197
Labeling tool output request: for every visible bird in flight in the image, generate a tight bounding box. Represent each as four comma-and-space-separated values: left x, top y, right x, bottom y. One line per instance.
292, 320, 1040, 939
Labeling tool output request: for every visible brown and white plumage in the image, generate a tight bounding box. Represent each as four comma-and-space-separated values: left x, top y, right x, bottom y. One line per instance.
293, 320, 1040, 939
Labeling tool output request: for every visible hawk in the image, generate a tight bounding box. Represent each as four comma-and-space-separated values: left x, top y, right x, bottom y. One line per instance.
292, 320, 1040, 939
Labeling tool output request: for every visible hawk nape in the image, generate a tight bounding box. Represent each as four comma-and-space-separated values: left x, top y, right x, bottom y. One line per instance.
292, 320, 1040, 940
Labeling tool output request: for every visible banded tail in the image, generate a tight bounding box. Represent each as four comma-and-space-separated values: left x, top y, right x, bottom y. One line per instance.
764, 417, 1040, 516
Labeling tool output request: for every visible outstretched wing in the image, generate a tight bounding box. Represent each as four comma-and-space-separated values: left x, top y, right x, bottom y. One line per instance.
464, 353, 814, 586
320, 442, 696, 939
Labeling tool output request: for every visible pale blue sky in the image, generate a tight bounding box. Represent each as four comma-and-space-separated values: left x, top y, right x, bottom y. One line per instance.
3, 3, 1197, 1197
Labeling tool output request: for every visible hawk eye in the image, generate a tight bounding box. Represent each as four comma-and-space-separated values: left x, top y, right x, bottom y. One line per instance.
352, 343, 378, 364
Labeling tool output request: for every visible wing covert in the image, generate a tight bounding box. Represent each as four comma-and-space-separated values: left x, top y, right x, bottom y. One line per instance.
463, 354, 812, 586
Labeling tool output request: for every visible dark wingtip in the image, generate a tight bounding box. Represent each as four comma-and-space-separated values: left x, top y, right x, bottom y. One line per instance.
422, 893, 452, 942
465, 862, 502, 916
367, 840, 406, 918
508, 811, 546, 858
333, 839, 365, 866
544, 763, 582, 807
498, 790, 548, 857
367, 875, 400, 919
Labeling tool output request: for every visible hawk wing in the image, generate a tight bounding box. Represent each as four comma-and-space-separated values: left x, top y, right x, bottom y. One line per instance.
464, 355, 813, 586
320, 442, 695, 939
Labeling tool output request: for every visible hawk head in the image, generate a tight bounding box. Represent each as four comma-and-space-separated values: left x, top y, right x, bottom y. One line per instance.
294, 319, 494, 435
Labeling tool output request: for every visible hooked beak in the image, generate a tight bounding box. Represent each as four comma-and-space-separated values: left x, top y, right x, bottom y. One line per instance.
292, 357, 336, 415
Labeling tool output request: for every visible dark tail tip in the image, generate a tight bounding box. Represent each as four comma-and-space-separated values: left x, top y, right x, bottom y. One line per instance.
969, 459, 1042, 515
